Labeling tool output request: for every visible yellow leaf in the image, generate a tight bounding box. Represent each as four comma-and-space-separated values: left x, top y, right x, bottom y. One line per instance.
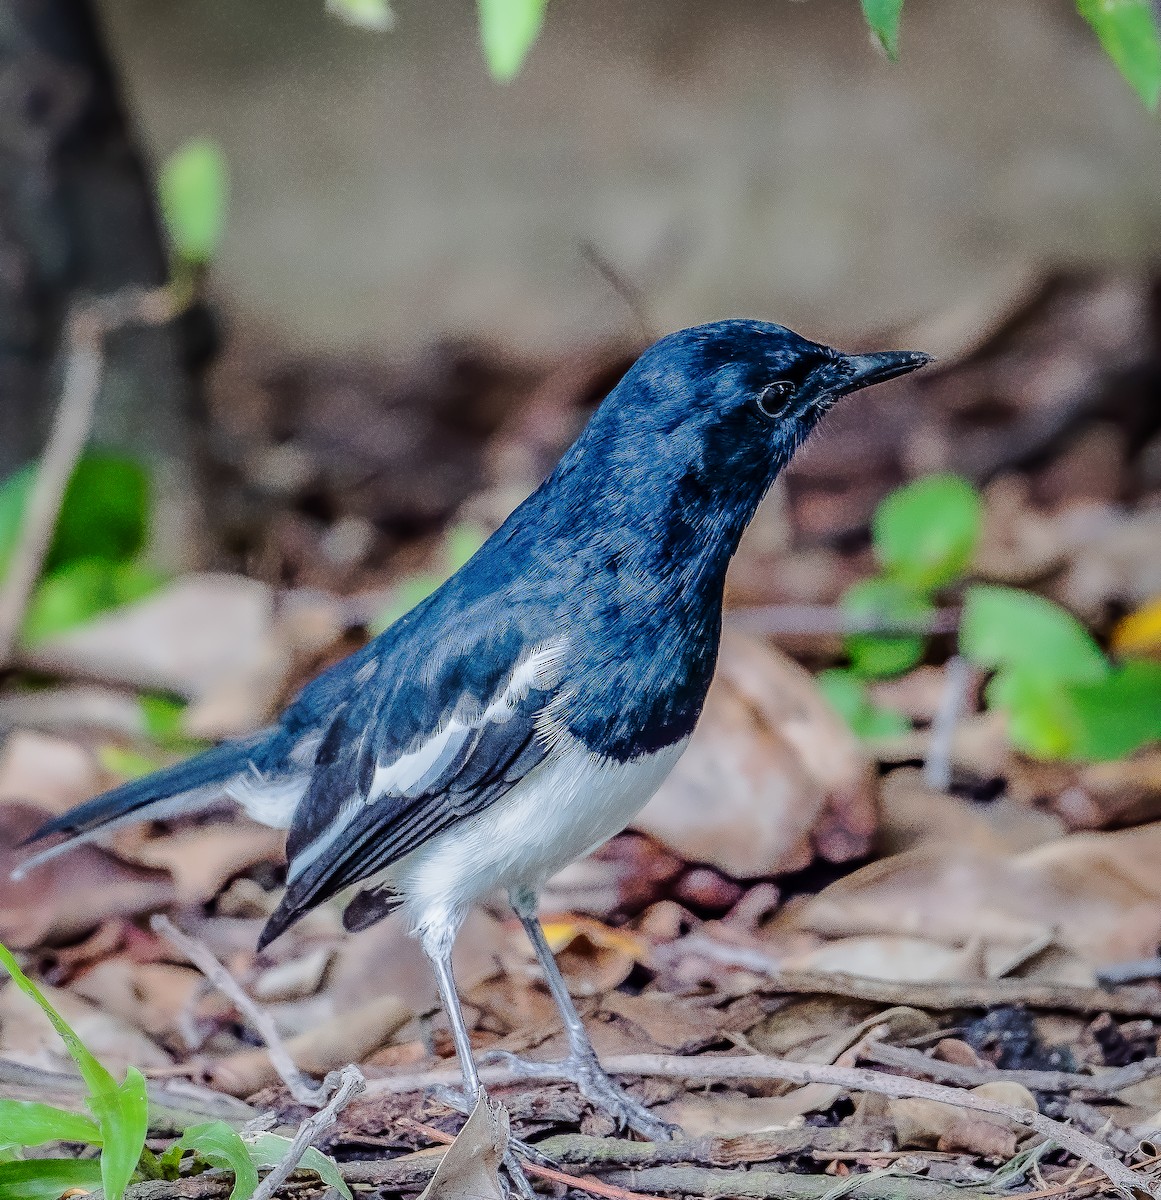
1112, 596, 1161, 658
538, 916, 646, 959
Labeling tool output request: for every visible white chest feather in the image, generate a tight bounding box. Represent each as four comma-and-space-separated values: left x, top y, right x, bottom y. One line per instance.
387, 736, 688, 952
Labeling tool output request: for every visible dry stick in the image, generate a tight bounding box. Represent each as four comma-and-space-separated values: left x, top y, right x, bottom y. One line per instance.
368, 1054, 1150, 1199
863, 1041, 1161, 1099
922, 653, 971, 791
249, 1063, 364, 1200
0, 286, 174, 667
402, 1118, 664, 1200
151, 914, 328, 1107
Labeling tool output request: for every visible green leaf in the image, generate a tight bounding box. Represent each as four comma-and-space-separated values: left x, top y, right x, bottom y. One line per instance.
88, 1068, 149, 1200
159, 139, 229, 264
0, 454, 150, 582
842, 578, 932, 678
986, 668, 1082, 759
817, 668, 911, 739
244, 1132, 352, 1199
0, 945, 148, 1200
0, 1157, 104, 1200
325, 0, 395, 31
861, 0, 905, 59
873, 473, 982, 591
477, 0, 548, 80
174, 1122, 259, 1200
1077, 0, 1161, 110
960, 585, 1109, 683
1067, 659, 1161, 761
0, 1100, 102, 1149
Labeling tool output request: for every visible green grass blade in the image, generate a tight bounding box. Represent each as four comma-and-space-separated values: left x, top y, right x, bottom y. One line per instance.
176, 1122, 260, 1200
861, 0, 905, 59
0, 1157, 103, 1200
0, 1099, 102, 1148
0, 945, 149, 1200
1077, 0, 1161, 110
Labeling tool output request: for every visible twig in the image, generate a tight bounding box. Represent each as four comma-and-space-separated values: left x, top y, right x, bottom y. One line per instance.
403, 1118, 664, 1200
531, 1124, 894, 1169
151, 914, 327, 1107
728, 605, 960, 637
1099, 959, 1161, 987
368, 1053, 1150, 1198
250, 1063, 364, 1200
596, 1167, 997, 1199
922, 654, 971, 791
759, 968, 1161, 1018
0, 286, 174, 667
862, 1041, 1161, 1099
578, 240, 652, 340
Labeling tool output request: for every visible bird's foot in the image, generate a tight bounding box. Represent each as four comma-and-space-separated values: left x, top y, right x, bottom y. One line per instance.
483, 1048, 678, 1141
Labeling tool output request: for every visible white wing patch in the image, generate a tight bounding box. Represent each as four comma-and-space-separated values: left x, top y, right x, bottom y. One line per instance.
368, 637, 567, 804
286, 637, 568, 885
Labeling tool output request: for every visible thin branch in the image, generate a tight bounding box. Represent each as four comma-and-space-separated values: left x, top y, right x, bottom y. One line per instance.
1099, 959, 1161, 987
368, 1053, 1151, 1199
151, 914, 327, 1107
728, 604, 960, 638
922, 654, 971, 791
250, 1063, 364, 1200
863, 1041, 1161, 1100
596, 1167, 998, 1200
0, 285, 175, 667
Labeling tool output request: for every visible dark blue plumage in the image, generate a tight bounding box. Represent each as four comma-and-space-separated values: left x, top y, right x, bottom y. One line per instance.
22, 319, 928, 1137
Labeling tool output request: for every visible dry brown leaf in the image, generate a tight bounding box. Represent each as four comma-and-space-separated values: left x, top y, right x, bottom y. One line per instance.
636, 630, 877, 878
0, 977, 172, 1073
207, 992, 411, 1096
774, 818, 1161, 971
0, 733, 100, 814
122, 823, 285, 905
0, 802, 175, 948
416, 1094, 507, 1200
69, 958, 203, 1040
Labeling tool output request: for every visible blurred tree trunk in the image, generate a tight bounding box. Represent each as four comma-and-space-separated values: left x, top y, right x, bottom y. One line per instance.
0, 0, 191, 479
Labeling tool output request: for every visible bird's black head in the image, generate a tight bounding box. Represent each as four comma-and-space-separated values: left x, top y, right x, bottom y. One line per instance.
556, 319, 930, 557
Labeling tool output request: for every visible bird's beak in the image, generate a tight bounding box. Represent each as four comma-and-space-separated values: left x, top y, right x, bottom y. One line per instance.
831, 349, 933, 395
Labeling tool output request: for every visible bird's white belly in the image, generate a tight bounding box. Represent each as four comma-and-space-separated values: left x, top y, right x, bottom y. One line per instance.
388, 736, 688, 954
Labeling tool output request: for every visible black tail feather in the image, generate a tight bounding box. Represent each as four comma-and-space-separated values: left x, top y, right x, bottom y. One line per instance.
21, 735, 266, 847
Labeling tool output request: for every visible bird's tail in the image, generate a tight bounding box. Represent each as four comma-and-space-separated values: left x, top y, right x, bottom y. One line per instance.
15, 734, 268, 877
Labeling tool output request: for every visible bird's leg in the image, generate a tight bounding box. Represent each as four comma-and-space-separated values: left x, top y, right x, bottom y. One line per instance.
488, 886, 677, 1141
423, 935, 482, 1104
424, 936, 540, 1200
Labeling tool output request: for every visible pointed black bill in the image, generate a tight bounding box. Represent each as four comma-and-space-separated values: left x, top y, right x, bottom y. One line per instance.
833, 349, 933, 394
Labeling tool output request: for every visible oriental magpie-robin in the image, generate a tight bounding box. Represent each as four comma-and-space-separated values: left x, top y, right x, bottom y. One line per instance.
21, 320, 929, 1136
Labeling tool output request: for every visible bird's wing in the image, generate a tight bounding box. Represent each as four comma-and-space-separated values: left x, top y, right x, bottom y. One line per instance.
259, 635, 568, 945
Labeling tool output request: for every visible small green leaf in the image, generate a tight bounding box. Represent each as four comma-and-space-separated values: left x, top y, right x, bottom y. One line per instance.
244, 1132, 352, 1199
986, 669, 1081, 759
159, 139, 229, 264
174, 1122, 259, 1200
817, 668, 911, 739
325, 0, 395, 31
0, 945, 149, 1200
477, 0, 548, 80
0, 454, 150, 583
1067, 659, 1161, 761
0, 1100, 102, 1149
0, 1156, 104, 1199
861, 0, 905, 59
960, 586, 1109, 683
1077, 0, 1161, 110
873, 473, 982, 591
842, 578, 932, 678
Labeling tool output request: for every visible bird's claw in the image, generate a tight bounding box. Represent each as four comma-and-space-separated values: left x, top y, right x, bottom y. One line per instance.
482, 1048, 677, 1141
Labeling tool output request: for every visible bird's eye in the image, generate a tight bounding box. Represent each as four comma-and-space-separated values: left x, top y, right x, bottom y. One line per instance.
756, 380, 795, 419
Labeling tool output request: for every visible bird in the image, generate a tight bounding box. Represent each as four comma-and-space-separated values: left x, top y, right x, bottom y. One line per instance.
20, 319, 930, 1138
